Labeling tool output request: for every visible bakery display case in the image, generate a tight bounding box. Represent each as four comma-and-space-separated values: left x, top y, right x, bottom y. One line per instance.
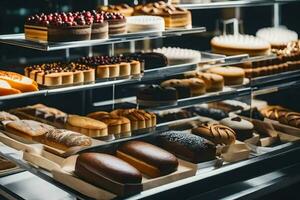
0, 0, 300, 199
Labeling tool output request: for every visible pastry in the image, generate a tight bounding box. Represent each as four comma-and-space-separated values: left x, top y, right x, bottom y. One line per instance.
256, 27, 298, 49
192, 122, 236, 145
157, 130, 216, 163
5, 120, 55, 140
261, 105, 291, 121
0, 70, 38, 92
127, 16, 165, 33
184, 71, 224, 92
25, 62, 95, 87
103, 11, 127, 35
157, 109, 196, 123
117, 140, 178, 178
110, 109, 156, 131
185, 106, 228, 120
211, 34, 271, 56
90, 10, 109, 39
278, 112, 300, 128
35, 129, 92, 151
10, 104, 67, 128
0, 112, 19, 123
25, 12, 92, 42
136, 84, 178, 107
239, 107, 265, 121
87, 111, 131, 138
134, 1, 192, 28
0, 156, 17, 171
208, 66, 245, 85
75, 153, 142, 195
160, 78, 206, 98
153, 47, 201, 65
66, 115, 108, 138
208, 100, 249, 113
220, 117, 254, 141
99, 4, 134, 17
0, 80, 21, 96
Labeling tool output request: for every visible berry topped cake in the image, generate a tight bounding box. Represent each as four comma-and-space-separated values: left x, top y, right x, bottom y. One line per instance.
25, 12, 93, 42
102, 11, 127, 35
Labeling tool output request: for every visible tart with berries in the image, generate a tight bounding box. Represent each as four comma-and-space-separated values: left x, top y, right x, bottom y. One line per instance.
25, 12, 93, 42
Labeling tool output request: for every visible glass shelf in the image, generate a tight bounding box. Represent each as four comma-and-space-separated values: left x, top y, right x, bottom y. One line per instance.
176, 0, 297, 10
0, 26, 206, 51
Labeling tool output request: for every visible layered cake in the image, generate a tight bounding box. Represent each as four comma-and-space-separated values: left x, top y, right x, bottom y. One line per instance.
24, 62, 95, 87
102, 11, 127, 34
137, 84, 178, 107
153, 47, 201, 65
161, 78, 206, 98
110, 109, 156, 131
126, 16, 165, 33
211, 34, 271, 56
208, 66, 245, 85
99, 4, 134, 17
184, 71, 224, 92
25, 12, 93, 42
134, 1, 192, 28
256, 27, 298, 49
90, 10, 109, 39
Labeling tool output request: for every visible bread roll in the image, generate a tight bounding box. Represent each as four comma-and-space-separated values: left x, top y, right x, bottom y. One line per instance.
66, 115, 108, 137
192, 122, 236, 145
35, 129, 92, 151
5, 120, 55, 140
0, 70, 38, 92
117, 141, 178, 178
75, 153, 142, 195
157, 130, 216, 163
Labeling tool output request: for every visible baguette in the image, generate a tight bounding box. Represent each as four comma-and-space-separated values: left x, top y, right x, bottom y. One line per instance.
0, 80, 21, 96
0, 70, 38, 92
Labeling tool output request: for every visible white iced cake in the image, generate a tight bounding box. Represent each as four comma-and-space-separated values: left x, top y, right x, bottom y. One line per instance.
211, 34, 271, 56
126, 16, 165, 33
256, 27, 298, 48
153, 47, 201, 65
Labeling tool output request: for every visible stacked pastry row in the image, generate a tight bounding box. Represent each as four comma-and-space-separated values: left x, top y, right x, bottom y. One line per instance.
0, 111, 92, 151
24, 55, 143, 87
261, 105, 300, 129
0, 70, 38, 96
10, 104, 156, 139
99, 1, 192, 28
25, 10, 126, 42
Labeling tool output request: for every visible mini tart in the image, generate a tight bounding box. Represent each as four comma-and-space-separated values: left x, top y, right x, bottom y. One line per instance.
184, 71, 224, 92
192, 122, 236, 145
96, 65, 110, 78
107, 64, 120, 78
211, 34, 271, 56
87, 111, 131, 136
130, 60, 142, 75
66, 115, 108, 138
119, 62, 131, 77
208, 66, 245, 86
91, 21, 109, 40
